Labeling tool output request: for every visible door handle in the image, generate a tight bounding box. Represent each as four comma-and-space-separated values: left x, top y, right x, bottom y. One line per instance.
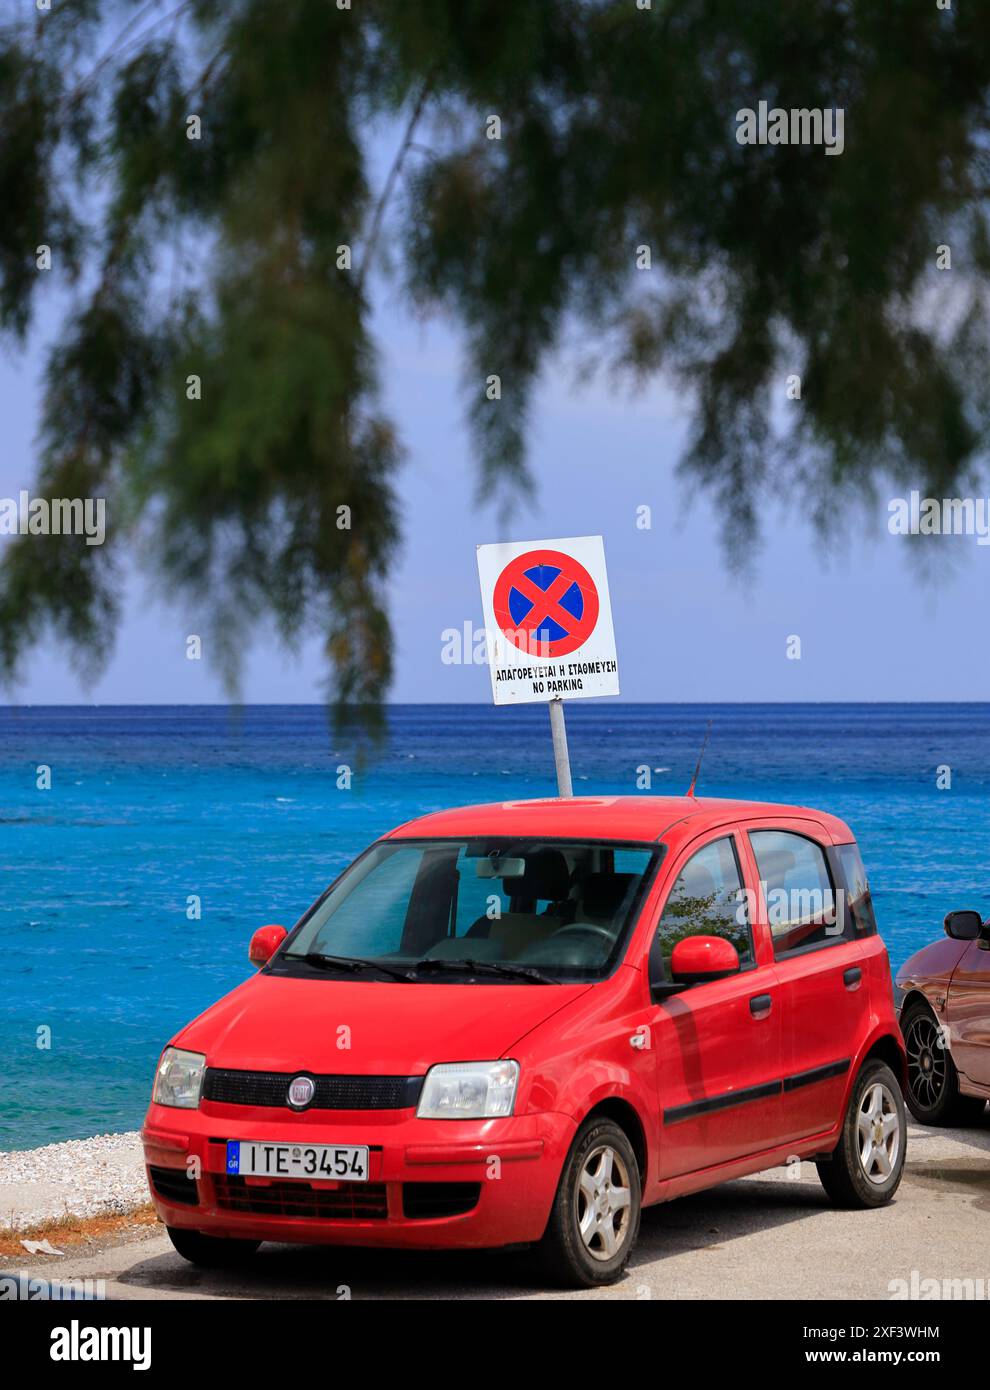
749, 992, 772, 1018
843, 967, 862, 990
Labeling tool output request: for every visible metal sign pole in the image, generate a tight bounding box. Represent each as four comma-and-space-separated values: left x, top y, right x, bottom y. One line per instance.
548, 698, 574, 798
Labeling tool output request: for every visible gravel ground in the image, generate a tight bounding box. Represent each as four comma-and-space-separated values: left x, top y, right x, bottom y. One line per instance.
0, 1132, 147, 1229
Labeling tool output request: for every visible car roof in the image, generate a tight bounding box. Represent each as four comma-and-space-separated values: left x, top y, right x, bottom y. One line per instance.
385, 795, 854, 850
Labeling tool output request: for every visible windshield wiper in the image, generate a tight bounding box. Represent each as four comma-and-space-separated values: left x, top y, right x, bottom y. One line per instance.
288, 952, 415, 982
286, 951, 556, 985
411, 957, 557, 985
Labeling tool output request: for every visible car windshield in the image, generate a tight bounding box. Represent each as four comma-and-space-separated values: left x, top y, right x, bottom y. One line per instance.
279, 838, 658, 981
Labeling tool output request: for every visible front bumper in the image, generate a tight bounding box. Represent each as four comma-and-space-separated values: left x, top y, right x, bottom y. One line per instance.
142, 1102, 575, 1249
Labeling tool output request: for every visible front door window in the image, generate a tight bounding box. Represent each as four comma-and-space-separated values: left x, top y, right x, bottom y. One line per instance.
654, 836, 754, 971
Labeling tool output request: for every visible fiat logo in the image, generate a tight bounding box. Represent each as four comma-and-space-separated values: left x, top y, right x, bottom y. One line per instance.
287, 1075, 315, 1110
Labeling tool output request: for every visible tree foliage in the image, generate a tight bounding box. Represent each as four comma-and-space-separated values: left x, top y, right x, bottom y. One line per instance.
2, 0, 990, 711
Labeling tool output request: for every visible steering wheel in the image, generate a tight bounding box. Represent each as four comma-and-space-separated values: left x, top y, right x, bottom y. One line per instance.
545, 923, 615, 946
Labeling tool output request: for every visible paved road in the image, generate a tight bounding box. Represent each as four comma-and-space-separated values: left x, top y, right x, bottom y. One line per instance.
9, 1118, 990, 1301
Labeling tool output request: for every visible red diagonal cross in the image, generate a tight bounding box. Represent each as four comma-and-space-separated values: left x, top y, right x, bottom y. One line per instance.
514, 570, 581, 636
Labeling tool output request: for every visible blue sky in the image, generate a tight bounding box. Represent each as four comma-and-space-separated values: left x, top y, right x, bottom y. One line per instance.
0, 158, 987, 705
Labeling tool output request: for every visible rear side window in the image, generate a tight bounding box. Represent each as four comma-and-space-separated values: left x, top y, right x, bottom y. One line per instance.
749, 830, 839, 958
836, 843, 877, 937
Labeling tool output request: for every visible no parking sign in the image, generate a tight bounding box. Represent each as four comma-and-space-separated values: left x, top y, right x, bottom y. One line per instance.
477, 535, 619, 706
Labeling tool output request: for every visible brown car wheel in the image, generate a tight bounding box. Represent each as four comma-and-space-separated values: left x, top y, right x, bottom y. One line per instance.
901, 1000, 988, 1127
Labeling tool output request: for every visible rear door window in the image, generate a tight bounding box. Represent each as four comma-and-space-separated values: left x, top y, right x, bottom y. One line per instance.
749, 830, 839, 958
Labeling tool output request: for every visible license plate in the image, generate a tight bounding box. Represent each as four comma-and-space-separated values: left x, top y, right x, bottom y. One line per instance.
227, 1141, 369, 1182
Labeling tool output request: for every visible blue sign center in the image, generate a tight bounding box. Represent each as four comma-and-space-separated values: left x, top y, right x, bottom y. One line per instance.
507, 564, 583, 642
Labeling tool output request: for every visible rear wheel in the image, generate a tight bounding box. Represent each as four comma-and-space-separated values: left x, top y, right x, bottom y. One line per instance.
816, 1059, 905, 1208
166, 1226, 261, 1268
537, 1118, 641, 1288
901, 1001, 988, 1126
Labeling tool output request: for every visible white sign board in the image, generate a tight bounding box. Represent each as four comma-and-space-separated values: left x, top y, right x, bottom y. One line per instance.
477, 535, 620, 706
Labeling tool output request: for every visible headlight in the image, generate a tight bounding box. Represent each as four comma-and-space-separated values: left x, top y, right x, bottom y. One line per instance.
416, 1060, 519, 1119
153, 1047, 206, 1109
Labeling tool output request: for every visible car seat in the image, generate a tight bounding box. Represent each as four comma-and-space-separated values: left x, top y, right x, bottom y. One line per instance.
467, 848, 571, 957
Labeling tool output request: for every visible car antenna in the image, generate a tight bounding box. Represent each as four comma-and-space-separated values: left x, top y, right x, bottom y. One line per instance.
686, 719, 713, 799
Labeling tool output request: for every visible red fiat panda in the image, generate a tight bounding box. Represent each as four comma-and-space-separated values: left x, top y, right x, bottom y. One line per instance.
143, 796, 907, 1288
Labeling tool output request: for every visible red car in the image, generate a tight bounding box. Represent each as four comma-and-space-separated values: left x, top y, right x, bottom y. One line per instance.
896, 911, 990, 1125
143, 795, 907, 1287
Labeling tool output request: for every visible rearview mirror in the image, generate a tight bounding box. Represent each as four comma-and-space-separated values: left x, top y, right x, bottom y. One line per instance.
670, 934, 741, 984
944, 910, 984, 942
249, 923, 287, 967
476, 856, 525, 879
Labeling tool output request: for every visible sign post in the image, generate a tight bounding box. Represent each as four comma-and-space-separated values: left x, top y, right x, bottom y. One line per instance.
547, 698, 573, 798
477, 535, 619, 798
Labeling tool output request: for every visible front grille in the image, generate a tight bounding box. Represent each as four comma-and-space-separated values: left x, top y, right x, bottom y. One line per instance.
202, 1068, 423, 1110
402, 1183, 481, 1220
149, 1165, 199, 1207
213, 1176, 388, 1220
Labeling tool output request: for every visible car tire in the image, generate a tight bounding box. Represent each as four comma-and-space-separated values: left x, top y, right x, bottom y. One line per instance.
166, 1226, 261, 1267
816, 1059, 906, 1208
900, 1000, 988, 1127
536, 1117, 641, 1289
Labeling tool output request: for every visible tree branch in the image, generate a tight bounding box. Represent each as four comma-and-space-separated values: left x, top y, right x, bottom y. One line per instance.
356, 71, 436, 293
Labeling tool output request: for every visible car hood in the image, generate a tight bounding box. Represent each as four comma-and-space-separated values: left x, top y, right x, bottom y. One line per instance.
895, 937, 969, 990
176, 972, 592, 1075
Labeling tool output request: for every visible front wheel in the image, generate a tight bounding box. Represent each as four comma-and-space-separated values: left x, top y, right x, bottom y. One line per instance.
816, 1059, 906, 1208
901, 1002, 988, 1126
537, 1118, 642, 1288
166, 1226, 261, 1268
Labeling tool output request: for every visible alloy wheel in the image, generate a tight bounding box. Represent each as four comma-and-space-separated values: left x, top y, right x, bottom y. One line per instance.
857, 1080, 901, 1185
575, 1143, 633, 1260
904, 1012, 947, 1112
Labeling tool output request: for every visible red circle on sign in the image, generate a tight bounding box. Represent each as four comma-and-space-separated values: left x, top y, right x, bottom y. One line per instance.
492, 549, 600, 659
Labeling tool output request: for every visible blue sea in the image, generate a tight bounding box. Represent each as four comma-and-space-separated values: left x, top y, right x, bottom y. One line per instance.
2, 703, 988, 1150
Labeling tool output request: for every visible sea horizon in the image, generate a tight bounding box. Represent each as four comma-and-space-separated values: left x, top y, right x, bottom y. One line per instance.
4, 699, 990, 707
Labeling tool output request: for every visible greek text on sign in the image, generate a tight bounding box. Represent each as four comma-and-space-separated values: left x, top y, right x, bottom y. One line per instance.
477, 535, 620, 705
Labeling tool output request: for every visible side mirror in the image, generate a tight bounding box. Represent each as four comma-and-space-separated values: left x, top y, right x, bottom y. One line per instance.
670, 934, 741, 985
944, 910, 984, 942
249, 923, 287, 967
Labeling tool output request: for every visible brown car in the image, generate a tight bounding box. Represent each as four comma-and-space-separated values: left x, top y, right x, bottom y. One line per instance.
896, 911, 990, 1125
